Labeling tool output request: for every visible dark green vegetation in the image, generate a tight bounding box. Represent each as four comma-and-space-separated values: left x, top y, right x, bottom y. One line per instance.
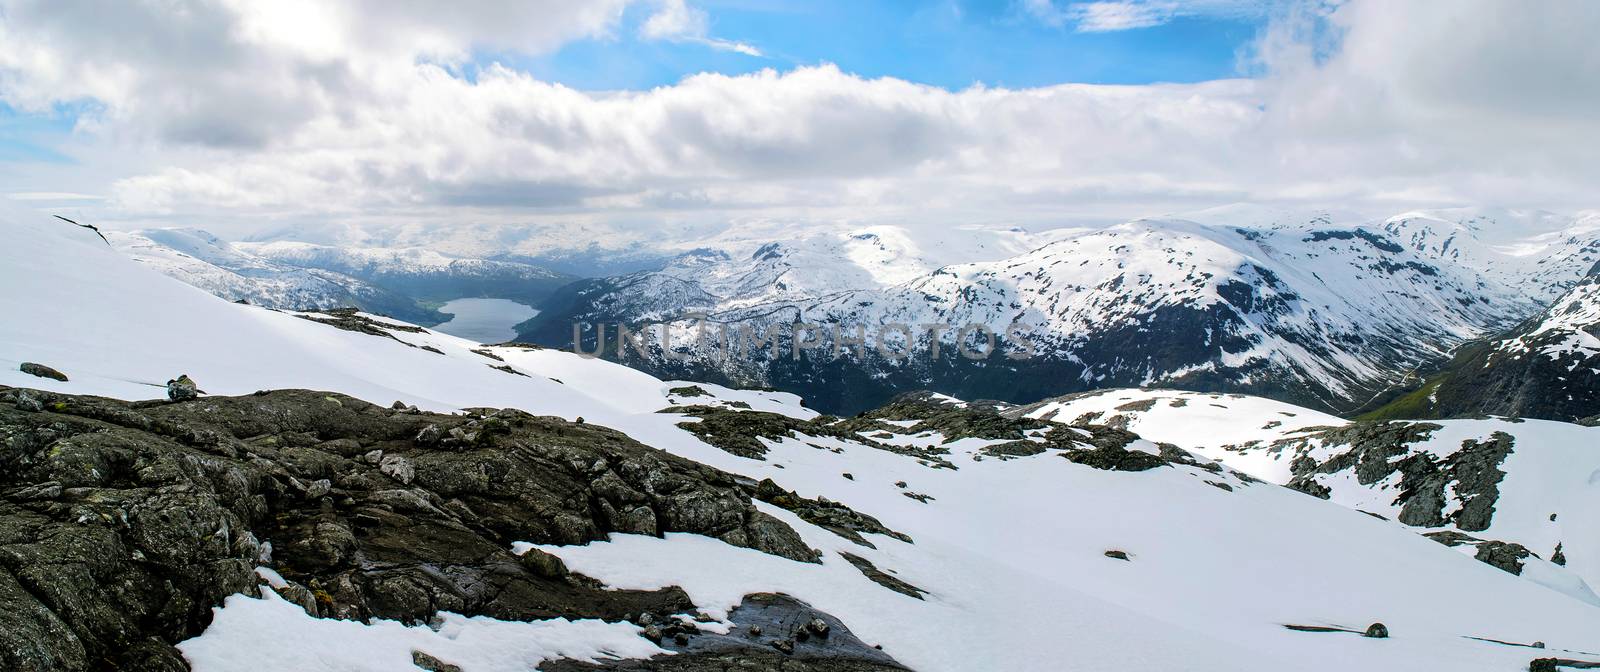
0, 386, 907, 672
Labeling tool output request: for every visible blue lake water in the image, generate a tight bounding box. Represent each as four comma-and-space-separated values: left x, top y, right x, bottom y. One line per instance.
432, 298, 538, 344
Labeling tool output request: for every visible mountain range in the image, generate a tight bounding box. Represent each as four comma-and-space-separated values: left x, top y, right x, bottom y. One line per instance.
517, 208, 1600, 416
6, 207, 1600, 671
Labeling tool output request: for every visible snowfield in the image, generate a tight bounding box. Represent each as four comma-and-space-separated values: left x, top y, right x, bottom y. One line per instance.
6, 212, 1600, 671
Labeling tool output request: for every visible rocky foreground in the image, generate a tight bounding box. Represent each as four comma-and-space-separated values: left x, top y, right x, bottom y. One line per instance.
0, 385, 906, 671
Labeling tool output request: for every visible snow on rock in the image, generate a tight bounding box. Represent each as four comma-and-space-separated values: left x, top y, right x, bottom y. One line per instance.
178, 588, 664, 672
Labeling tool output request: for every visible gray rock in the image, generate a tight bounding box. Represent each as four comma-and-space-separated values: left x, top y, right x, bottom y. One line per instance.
18, 362, 67, 382
412, 650, 464, 672
379, 454, 416, 485
14, 389, 44, 412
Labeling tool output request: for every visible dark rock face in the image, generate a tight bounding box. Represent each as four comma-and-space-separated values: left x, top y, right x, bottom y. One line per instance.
542, 593, 908, 671
0, 386, 846, 670
17, 363, 67, 382
1286, 423, 1513, 532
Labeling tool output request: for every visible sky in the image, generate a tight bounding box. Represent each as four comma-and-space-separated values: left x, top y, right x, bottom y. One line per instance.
0, 0, 1597, 238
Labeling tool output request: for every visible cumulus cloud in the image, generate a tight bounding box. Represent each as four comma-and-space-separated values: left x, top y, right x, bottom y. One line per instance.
0, 0, 1597, 234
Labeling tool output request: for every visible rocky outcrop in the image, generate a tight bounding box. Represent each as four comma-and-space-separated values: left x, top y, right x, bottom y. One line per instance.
0, 386, 849, 671
1286, 423, 1512, 531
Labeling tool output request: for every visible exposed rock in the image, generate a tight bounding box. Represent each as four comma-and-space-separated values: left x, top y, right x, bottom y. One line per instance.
0, 386, 829, 669
1475, 540, 1534, 576
540, 593, 908, 671
754, 479, 912, 547
1363, 623, 1388, 639
838, 553, 926, 600
411, 650, 464, 672
378, 453, 415, 485
17, 363, 67, 382
1061, 445, 1167, 472
1284, 423, 1513, 532
1104, 550, 1130, 561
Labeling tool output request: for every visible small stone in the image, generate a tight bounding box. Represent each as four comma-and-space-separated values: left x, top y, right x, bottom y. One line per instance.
363, 449, 384, 465
771, 639, 795, 654
518, 548, 569, 579
411, 650, 464, 672
641, 625, 663, 643
805, 617, 831, 638
636, 612, 657, 626
1362, 622, 1388, 639
1532, 641, 1545, 649
748, 625, 763, 637
1104, 550, 1130, 561
19, 362, 68, 381
842, 473, 854, 480
391, 400, 409, 410
304, 479, 332, 499
379, 454, 415, 485
415, 424, 444, 446
673, 633, 689, 645
894, 480, 908, 489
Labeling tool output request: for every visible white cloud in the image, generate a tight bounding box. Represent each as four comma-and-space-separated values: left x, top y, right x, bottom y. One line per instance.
1072, 1, 1179, 31
1, 0, 1597, 235
1022, 0, 1270, 32
6, 192, 102, 201
639, 0, 762, 56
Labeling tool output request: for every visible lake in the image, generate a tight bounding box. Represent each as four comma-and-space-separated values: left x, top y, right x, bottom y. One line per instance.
432, 298, 539, 344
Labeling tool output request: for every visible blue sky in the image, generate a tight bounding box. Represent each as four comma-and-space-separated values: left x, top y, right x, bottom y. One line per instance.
516, 1, 1269, 90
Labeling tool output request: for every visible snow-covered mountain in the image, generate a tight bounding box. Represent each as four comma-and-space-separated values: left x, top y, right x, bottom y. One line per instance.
108, 228, 445, 325
238, 240, 574, 307
108, 228, 575, 326
1368, 266, 1600, 423
524, 209, 1600, 415
10, 210, 1600, 671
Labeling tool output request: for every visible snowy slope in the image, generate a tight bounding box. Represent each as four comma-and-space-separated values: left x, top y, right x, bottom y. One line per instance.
8, 212, 1600, 671
1016, 388, 1600, 603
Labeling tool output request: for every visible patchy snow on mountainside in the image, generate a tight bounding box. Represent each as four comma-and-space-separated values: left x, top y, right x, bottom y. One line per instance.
8, 212, 1600, 671
1380, 208, 1600, 300
1013, 388, 1600, 606
1011, 388, 1344, 482
1505, 274, 1600, 360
